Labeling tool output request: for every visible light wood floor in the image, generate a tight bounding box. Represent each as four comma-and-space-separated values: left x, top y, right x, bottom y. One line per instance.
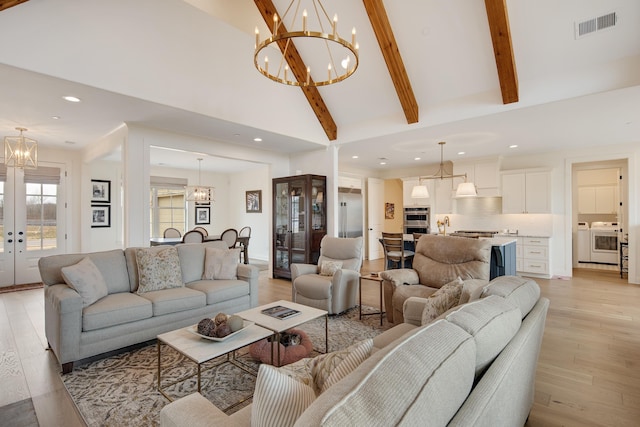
0, 260, 638, 426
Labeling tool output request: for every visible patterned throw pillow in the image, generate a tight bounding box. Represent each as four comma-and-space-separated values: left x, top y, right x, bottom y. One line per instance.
310, 338, 373, 393
251, 364, 316, 427
135, 247, 183, 294
202, 247, 240, 280
61, 257, 109, 307
421, 277, 464, 325
320, 260, 343, 276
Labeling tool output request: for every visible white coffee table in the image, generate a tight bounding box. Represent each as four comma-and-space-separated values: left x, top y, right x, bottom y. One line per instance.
236, 300, 329, 354
157, 322, 273, 404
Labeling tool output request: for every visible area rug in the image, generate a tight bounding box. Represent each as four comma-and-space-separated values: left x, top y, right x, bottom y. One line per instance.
62, 305, 390, 427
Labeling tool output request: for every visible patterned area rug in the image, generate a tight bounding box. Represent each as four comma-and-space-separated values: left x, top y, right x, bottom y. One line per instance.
62, 305, 390, 427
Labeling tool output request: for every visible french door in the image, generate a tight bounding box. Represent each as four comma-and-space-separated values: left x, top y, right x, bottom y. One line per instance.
0, 163, 66, 287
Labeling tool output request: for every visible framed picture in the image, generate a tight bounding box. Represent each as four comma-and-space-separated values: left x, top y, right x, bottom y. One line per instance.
91, 205, 111, 228
385, 202, 395, 219
195, 206, 210, 225
91, 179, 111, 203
246, 190, 262, 213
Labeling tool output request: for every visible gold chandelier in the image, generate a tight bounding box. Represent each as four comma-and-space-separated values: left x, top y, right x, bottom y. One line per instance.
4, 127, 38, 169
185, 158, 215, 203
254, 0, 359, 87
411, 142, 477, 199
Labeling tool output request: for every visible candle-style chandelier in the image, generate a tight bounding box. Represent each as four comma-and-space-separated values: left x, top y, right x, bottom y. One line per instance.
254, 0, 359, 87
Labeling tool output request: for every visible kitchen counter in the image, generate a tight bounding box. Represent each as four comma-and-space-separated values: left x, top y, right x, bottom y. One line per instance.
479, 236, 518, 246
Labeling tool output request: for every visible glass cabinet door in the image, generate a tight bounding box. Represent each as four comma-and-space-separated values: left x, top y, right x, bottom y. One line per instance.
274, 182, 290, 272
289, 178, 307, 265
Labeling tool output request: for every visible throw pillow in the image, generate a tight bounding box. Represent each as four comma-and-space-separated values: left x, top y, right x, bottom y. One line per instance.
320, 260, 343, 276
321, 338, 373, 393
251, 364, 316, 427
421, 277, 464, 325
310, 338, 373, 393
61, 257, 109, 307
202, 247, 240, 280
135, 247, 183, 294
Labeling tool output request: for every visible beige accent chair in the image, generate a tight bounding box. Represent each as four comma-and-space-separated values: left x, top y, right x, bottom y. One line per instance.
382, 234, 491, 324
291, 236, 364, 315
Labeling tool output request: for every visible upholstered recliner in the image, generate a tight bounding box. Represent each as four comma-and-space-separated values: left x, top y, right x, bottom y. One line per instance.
382, 234, 491, 324
291, 236, 364, 315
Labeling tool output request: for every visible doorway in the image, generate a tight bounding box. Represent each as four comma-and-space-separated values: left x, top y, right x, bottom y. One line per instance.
571, 159, 627, 273
0, 163, 66, 287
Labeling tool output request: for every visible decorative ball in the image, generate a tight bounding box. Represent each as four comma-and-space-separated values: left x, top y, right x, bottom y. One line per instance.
228, 315, 244, 332
215, 322, 231, 338
197, 318, 216, 337
214, 312, 228, 325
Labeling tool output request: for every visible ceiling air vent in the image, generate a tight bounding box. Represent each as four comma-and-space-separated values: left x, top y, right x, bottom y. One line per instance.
575, 12, 617, 39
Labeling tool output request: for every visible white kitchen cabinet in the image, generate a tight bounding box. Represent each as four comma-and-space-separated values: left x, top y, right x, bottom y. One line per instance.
516, 236, 550, 278
578, 185, 618, 214
454, 158, 501, 196
501, 170, 550, 214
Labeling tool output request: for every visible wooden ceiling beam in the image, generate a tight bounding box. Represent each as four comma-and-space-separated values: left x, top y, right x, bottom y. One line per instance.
484, 0, 519, 104
254, 0, 338, 141
0, 0, 28, 12
362, 0, 418, 124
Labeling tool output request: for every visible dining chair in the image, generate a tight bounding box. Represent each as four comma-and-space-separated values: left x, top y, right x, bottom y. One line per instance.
163, 227, 181, 238
182, 230, 204, 243
381, 232, 415, 269
193, 226, 208, 237
220, 228, 238, 249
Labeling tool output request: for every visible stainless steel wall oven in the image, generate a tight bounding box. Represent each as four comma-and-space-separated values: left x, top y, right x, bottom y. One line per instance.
403, 207, 430, 234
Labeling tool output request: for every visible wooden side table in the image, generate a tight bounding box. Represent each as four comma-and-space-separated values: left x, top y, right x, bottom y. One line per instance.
359, 273, 385, 326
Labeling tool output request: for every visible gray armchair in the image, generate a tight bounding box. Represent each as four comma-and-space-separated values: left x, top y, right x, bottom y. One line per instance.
381, 234, 491, 324
291, 236, 364, 315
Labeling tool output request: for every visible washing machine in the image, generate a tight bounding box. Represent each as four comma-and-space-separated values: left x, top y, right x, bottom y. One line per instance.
577, 221, 591, 263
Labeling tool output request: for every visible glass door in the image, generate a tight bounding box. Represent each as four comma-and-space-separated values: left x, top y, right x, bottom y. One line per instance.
289, 178, 307, 266
0, 164, 66, 287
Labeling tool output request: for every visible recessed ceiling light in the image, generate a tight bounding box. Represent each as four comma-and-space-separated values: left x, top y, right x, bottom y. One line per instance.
52, 116, 60, 120
63, 96, 81, 103
379, 161, 387, 165
253, 137, 262, 142
414, 157, 421, 161
458, 151, 465, 155
509, 144, 518, 149
352, 155, 359, 159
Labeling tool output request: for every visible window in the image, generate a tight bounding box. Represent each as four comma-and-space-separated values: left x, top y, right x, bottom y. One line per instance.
150, 176, 188, 238
26, 183, 58, 250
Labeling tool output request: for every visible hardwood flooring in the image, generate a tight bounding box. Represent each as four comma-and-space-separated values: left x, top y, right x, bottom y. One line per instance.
0, 260, 638, 426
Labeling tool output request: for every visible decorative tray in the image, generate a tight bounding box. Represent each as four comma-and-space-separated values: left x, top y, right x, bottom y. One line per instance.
188, 319, 253, 342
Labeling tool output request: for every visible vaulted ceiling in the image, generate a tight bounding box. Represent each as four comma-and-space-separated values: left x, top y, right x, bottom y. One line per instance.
0, 0, 638, 172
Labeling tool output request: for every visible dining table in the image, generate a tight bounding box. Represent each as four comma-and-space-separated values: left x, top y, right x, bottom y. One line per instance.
149, 235, 250, 264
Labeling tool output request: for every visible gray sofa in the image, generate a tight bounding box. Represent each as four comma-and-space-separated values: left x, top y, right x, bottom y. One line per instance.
39, 241, 259, 373
160, 275, 548, 426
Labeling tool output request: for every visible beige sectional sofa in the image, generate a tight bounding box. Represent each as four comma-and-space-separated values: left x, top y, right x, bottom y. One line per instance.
39, 240, 259, 373
160, 275, 548, 426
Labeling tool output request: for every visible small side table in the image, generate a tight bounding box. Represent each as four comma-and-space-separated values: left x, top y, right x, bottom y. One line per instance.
359, 274, 385, 326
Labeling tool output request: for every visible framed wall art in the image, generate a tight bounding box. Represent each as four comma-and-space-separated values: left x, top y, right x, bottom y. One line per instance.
91, 179, 111, 203
246, 190, 262, 213
195, 206, 210, 225
91, 205, 111, 228
385, 202, 395, 219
